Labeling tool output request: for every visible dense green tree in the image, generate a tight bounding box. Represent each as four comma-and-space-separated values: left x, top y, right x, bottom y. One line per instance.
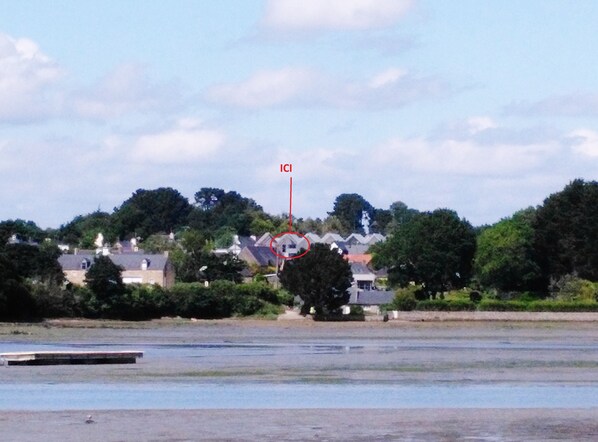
372, 209, 392, 234
188, 188, 262, 236
174, 230, 245, 283
384, 201, 419, 234
475, 208, 543, 292
372, 209, 476, 297
533, 179, 598, 282
113, 188, 192, 239
279, 243, 352, 315
58, 211, 116, 246
0, 219, 47, 244
3, 242, 64, 285
84, 255, 126, 314
329, 193, 375, 235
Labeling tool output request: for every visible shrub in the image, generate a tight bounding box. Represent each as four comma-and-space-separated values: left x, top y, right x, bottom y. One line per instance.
526, 300, 598, 312
478, 300, 529, 311
469, 291, 482, 303
31, 283, 78, 318
391, 290, 417, 311
415, 299, 476, 311
549, 274, 598, 302
117, 285, 169, 320
168, 283, 232, 319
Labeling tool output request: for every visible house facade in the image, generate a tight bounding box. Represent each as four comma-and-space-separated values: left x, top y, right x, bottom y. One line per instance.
58, 252, 176, 288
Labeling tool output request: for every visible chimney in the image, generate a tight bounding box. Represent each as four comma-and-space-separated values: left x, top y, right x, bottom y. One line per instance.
163, 250, 169, 258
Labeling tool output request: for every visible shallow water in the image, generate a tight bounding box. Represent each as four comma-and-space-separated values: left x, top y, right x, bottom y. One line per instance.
1, 382, 597, 410
2, 323, 598, 411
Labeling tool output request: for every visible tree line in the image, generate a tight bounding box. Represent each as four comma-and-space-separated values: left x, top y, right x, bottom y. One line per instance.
2, 179, 598, 320
372, 179, 598, 306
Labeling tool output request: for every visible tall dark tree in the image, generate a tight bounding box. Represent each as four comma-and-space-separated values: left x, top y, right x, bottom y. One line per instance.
372, 209, 476, 297
0, 237, 37, 320
329, 193, 375, 235
3, 242, 64, 285
84, 255, 126, 313
279, 243, 352, 315
113, 188, 192, 239
475, 208, 543, 292
533, 179, 598, 283
188, 188, 262, 236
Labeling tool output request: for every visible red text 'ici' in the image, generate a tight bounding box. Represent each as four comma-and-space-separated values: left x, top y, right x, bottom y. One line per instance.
280, 163, 293, 173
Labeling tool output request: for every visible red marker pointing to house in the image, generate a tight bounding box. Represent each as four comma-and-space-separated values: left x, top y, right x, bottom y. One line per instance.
272, 164, 310, 260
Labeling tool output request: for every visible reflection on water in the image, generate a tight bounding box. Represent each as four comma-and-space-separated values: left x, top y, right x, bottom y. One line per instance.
0, 382, 596, 410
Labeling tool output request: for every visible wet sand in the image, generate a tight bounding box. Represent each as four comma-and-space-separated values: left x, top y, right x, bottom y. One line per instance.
2, 409, 598, 441
1, 319, 598, 440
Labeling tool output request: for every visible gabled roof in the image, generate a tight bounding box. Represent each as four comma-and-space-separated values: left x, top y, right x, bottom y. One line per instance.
58, 254, 170, 271
346, 244, 369, 255
255, 232, 273, 246
345, 233, 367, 244
304, 232, 322, 243
239, 245, 277, 267
329, 241, 349, 254
349, 290, 394, 306
321, 233, 344, 244
350, 262, 374, 276
364, 233, 386, 244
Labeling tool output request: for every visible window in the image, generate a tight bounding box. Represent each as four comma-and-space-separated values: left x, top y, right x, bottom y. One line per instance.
141, 259, 150, 270
81, 259, 90, 270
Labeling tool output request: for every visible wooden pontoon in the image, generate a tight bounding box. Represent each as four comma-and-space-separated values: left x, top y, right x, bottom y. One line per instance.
0, 350, 143, 366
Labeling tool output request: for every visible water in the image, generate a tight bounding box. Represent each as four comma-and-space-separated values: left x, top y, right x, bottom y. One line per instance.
2, 338, 597, 411
0, 382, 596, 410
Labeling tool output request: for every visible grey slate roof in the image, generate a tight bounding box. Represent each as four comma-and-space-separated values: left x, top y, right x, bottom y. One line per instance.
350, 262, 374, 276
349, 290, 394, 306
240, 246, 277, 267
345, 244, 370, 255
58, 253, 170, 271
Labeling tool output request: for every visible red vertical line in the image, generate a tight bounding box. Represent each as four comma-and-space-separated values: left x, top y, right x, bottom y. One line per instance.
289, 176, 293, 231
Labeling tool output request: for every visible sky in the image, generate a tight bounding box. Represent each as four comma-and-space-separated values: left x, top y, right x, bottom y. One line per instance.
2, 0, 598, 229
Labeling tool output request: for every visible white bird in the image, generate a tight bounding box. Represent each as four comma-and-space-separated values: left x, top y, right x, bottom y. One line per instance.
85, 414, 94, 424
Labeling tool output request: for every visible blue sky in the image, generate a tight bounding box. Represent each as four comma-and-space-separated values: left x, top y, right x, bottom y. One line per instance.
2, 0, 598, 228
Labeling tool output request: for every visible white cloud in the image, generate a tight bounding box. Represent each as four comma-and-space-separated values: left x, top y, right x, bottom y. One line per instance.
206, 66, 445, 109
72, 63, 182, 119
262, 0, 413, 31
569, 129, 598, 157
368, 68, 407, 88
129, 119, 225, 164
0, 32, 63, 122
206, 68, 316, 108
466, 116, 497, 134
373, 137, 558, 177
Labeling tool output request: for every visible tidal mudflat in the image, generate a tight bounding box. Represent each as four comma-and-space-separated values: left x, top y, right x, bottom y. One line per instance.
1, 319, 597, 440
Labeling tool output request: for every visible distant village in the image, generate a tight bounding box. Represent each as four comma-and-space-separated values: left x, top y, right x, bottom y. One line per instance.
51, 230, 391, 314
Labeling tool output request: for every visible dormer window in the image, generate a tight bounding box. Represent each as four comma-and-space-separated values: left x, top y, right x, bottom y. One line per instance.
81, 259, 91, 270
141, 258, 150, 270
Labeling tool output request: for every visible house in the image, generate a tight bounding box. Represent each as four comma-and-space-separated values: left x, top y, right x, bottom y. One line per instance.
58, 252, 176, 288
350, 262, 376, 290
